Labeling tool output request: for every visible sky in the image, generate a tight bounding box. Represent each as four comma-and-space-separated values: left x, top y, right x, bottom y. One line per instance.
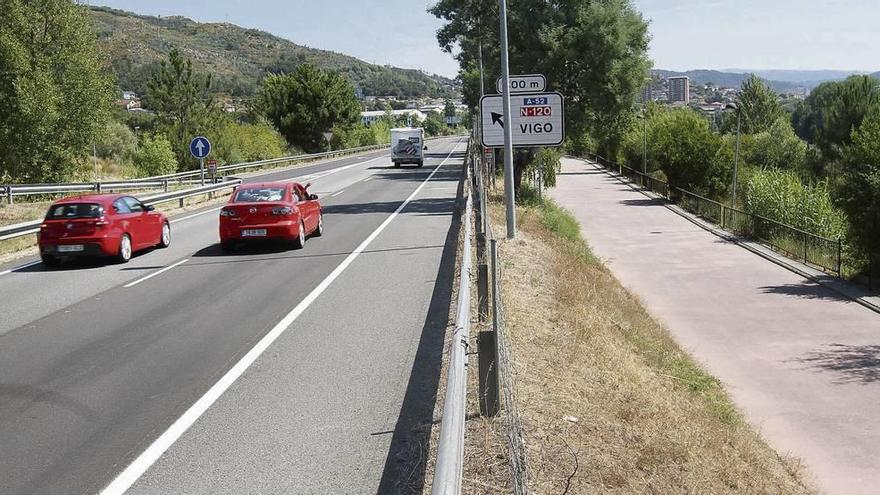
90, 0, 880, 77
633, 0, 880, 72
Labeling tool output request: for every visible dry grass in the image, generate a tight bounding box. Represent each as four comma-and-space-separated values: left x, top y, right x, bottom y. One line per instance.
477, 198, 815, 494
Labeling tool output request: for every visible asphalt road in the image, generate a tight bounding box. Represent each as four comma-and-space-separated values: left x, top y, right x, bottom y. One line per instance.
0, 137, 465, 494
550, 157, 880, 495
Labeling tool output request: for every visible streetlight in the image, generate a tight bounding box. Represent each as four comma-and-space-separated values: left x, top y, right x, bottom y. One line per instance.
641, 76, 652, 175
639, 108, 648, 174
725, 102, 741, 209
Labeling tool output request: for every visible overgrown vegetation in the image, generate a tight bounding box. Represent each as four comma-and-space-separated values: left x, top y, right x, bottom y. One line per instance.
613, 72, 880, 278
475, 197, 813, 493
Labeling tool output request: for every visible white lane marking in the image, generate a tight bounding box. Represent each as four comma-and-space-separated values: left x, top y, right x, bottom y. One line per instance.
170, 207, 224, 224
330, 189, 346, 197
123, 259, 189, 288
99, 138, 463, 495
283, 155, 387, 183
0, 260, 42, 276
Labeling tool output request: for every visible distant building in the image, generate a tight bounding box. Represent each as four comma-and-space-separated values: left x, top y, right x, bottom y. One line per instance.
668, 76, 690, 105
360, 109, 427, 127
122, 91, 137, 101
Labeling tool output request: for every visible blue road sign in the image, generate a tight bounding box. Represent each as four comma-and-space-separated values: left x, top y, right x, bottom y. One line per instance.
189, 136, 211, 159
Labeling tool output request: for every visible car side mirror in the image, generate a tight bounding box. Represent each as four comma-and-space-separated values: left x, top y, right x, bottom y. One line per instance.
145, 205, 155, 212
424, 146, 428, 150
309, 194, 318, 201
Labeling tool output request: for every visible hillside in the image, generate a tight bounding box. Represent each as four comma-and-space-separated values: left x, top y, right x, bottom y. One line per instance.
89, 6, 458, 99
653, 69, 804, 93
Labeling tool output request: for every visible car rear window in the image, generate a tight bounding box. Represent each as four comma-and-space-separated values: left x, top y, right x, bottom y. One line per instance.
233, 187, 285, 202
46, 203, 104, 219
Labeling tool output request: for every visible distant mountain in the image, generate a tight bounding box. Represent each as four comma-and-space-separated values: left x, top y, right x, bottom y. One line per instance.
722, 69, 865, 83
653, 68, 879, 93
89, 6, 458, 99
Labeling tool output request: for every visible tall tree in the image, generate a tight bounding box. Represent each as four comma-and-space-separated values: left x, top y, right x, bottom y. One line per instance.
431, 0, 650, 187
731, 75, 784, 134
836, 110, 880, 261
256, 65, 360, 153
147, 49, 219, 168
792, 75, 880, 160
0, 0, 114, 182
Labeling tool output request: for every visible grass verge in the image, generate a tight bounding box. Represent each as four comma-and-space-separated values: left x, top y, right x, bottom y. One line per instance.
465, 193, 814, 494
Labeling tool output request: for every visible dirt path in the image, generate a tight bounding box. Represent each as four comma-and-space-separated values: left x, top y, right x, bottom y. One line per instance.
549, 158, 880, 495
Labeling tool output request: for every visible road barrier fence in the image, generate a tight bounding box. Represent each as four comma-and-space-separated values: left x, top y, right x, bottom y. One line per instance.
432, 138, 474, 495
473, 137, 529, 494
0, 179, 242, 242
0, 144, 386, 205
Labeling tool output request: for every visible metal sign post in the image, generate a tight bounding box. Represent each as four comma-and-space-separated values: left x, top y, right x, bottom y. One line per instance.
189, 136, 212, 186
498, 0, 516, 239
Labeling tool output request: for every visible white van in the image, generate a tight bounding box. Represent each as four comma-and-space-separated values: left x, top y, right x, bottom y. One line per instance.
390, 127, 426, 167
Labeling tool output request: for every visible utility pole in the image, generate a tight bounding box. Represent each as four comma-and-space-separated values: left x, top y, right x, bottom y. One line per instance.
478, 42, 485, 98
93, 144, 99, 182
498, 0, 516, 239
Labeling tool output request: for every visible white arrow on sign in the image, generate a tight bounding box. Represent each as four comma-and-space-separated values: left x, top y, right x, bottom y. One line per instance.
480, 92, 565, 148
496, 74, 547, 94
195, 140, 205, 154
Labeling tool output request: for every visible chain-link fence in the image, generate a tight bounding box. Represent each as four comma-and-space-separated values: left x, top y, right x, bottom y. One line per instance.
471, 140, 529, 495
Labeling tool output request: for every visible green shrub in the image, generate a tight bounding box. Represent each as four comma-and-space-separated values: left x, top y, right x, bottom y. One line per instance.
739, 117, 807, 173
744, 168, 846, 238
214, 119, 289, 164
134, 134, 178, 177
651, 108, 731, 198
95, 121, 139, 165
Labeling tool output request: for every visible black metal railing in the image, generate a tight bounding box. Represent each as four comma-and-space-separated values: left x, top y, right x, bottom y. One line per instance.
588, 153, 844, 278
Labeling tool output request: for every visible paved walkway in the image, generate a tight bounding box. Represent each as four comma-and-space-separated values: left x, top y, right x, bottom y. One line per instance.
550, 158, 880, 495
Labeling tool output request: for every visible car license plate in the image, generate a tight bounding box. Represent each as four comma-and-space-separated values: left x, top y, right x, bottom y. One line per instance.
242, 229, 267, 237
57, 244, 84, 253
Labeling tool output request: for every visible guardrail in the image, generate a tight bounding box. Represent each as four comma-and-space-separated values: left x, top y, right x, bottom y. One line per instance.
587, 153, 845, 277
0, 144, 387, 205
431, 139, 473, 495
0, 179, 242, 243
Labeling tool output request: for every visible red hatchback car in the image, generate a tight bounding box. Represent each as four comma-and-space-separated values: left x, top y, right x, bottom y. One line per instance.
219, 181, 322, 251
38, 194, 171, 267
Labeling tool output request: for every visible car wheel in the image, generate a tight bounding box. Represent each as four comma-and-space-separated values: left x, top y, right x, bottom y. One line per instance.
291, 221, 306, 249
393, 162, 400, 168
313, 213, 324, 237
40, 253, 61, 269
158, 222, 171, 248
417, 160, 424, 168
220, 240, 236, 252
116, 234, 132, 264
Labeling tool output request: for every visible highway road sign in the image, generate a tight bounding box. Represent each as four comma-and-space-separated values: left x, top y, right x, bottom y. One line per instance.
496, 74, 546, 94
480, 92, 565, 148
189, 136, 211, 159
206, 159, 218, 175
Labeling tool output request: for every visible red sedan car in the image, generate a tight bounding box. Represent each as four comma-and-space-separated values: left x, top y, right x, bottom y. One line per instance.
38, 194, 171, 267
219, 181, 323, 251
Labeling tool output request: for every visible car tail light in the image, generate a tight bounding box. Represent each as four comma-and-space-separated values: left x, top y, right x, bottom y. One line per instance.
272, 207, 293, 215
220, 208, 236, 217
